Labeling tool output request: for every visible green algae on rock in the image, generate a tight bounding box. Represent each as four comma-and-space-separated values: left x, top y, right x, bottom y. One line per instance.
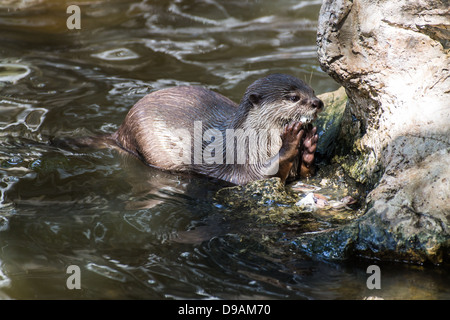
315, 86, 347, 159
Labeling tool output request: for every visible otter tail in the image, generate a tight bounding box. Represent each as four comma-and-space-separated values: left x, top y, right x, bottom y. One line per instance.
49, 134, 116, 152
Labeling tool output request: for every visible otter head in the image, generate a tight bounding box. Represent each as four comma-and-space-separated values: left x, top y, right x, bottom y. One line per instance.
239, 73, 324, 130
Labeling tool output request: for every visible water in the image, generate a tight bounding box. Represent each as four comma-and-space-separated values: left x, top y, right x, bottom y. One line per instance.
0, 0, 449, 300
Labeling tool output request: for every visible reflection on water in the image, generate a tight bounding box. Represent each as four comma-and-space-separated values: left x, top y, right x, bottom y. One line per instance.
0, 0, 449, 300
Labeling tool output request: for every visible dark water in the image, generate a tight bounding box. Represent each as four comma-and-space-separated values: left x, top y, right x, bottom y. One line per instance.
0, 0, 449, 300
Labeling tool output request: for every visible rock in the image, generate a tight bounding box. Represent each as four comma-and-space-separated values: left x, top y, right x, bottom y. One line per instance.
214, 177, 304, 225
215, 177, 295, 208
301, 0, 450, 264
214, 176, 359, 230
314, 86, 348, 160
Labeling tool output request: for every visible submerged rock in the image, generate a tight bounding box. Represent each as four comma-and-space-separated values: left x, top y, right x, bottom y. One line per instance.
214, 178, 312, 227
215, 177, 294, 209
215, 173, 361, 236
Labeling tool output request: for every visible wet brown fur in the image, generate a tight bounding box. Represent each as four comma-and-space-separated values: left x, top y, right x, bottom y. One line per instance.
113, 74, 323, 185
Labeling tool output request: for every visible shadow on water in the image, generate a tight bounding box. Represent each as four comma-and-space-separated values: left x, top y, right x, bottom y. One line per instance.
0, 0, 449, 300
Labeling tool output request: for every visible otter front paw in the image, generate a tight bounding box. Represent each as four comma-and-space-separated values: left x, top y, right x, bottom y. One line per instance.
280, 122, 304, 161
299, 124, 318, 177
273, 122, 305, 182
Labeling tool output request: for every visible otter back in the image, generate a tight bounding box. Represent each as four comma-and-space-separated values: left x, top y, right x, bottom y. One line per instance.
113, 86, 238, 172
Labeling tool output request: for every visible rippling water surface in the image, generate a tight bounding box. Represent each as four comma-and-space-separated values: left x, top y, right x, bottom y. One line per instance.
0, 0, 449, 300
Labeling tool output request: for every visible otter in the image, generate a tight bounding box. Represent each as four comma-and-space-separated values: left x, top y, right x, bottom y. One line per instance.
112, 74, 323, 185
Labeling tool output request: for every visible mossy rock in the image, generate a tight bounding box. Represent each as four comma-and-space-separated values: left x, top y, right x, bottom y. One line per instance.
315, 87, 347, 158
214, 177, 297, 208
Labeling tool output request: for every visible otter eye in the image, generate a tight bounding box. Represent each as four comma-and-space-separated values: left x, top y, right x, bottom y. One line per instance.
289, 95, 300, 102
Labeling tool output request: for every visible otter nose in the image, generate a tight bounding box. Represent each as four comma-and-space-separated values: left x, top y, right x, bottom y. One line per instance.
311, 98, 324, 110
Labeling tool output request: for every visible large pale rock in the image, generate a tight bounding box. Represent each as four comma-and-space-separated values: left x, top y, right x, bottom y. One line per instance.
309, 0, 450, 263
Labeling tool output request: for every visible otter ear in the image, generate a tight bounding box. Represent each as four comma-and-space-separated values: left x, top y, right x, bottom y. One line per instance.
248, 94, 261, 107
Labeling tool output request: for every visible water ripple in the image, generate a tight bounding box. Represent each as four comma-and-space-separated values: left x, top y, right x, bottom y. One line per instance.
86, 262, 127, 283
0, 63, 31, 83
0, 261, 11, 289
0, 99, 47, 134
92, 48, 140, 61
